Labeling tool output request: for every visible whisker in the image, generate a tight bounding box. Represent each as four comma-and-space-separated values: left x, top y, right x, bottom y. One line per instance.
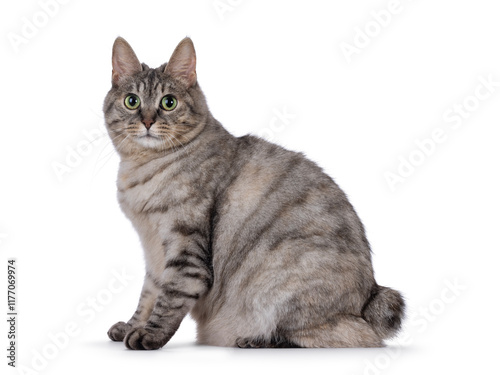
167, 133, 186, 152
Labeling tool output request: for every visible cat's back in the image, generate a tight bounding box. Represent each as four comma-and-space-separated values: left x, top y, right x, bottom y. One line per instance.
216, 134, 360, 243
215, 134, 372, 260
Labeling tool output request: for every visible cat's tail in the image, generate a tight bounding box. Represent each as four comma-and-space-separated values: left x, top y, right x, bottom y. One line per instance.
361, 284, 405, 340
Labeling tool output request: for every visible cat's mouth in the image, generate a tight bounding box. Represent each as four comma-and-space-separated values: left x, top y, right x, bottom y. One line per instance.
136, 129, 161, 140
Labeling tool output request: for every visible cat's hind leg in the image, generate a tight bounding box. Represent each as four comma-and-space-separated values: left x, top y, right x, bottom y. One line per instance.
285, 315, 383, 348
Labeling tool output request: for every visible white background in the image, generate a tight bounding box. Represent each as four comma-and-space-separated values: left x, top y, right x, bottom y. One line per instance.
1, 0, 499, 374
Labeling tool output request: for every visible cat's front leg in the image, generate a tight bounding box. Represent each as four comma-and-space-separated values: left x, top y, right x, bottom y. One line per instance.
108, 277, 159, 342
124, 232, 212, 350
124, 281, 209, 350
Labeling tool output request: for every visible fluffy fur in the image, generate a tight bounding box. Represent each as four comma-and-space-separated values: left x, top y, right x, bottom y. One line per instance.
103, 37, 405, 350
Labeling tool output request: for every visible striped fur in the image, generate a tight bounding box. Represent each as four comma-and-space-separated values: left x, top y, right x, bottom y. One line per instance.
104, 37, 405, 350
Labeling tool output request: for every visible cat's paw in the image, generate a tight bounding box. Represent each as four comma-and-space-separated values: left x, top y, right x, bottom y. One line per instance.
235, 337, 262, 348
107, 321, 133, 342
124, 326, 169, 350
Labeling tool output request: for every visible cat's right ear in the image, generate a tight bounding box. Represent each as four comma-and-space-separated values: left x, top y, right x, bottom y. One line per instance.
111, 37, 142, 86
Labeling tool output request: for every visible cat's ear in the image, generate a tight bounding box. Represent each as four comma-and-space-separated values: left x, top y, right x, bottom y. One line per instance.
164, 37, 197, 88
111, 37, 142, 86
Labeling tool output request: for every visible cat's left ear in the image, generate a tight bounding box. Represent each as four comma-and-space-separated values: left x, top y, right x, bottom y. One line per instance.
164, 37, 197, 88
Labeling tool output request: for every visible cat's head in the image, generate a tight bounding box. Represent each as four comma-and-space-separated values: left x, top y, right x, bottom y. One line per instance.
103, 37, 208, 157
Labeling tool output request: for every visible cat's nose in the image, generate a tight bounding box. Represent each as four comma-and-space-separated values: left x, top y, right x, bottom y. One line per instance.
142, 118, 155, 130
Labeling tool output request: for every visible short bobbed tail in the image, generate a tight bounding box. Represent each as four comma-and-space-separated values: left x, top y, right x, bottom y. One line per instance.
362, 285, 405, 340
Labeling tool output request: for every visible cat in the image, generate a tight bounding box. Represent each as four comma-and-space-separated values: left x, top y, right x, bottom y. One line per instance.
103, 36, 405, 350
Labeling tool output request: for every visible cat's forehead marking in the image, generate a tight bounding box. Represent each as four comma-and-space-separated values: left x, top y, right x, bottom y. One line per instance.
146, 69, 156, 97
134, 69, 168, 98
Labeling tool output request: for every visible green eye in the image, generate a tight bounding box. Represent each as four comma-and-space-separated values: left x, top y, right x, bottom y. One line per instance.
124, 94, 140, 110
161, 95, 177, 111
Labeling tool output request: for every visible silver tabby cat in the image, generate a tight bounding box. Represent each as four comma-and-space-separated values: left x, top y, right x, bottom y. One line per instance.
103, 37, 405, 350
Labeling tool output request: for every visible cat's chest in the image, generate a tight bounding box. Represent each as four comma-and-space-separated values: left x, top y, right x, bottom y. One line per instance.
116, 158, 200, 220
116, 167, 176, 275
117, 177, 158, 217
116, 158, 177, 214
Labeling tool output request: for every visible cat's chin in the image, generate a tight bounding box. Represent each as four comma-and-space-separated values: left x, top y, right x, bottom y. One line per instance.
134, 135, 164, 149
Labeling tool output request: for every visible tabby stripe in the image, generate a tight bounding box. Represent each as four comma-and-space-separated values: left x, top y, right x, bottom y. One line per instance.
224, 155, 303, 267
107, 118, 123, 127
184, 101, 202, 117
168, 303, 185, 310
125, 159, 177, 190
162, 240, 209, 267
167, 191, 203, 209
153, 79, 160, 92
165, 254, 212, 283
146, 271, 163, 289
191, 237, 208, 256
104, 100, 115, 115
142, 204, 169, 214
155, 300, 169, 310
146, 321, 162, 329
181, 249, 209, 265
130, 309, 142, 318
147, 71, 155, 97
165, 259, 201, 269
172, 225, 210, 265
182, 272, 212, 288
163, 288, 199, 300
132, 153, 171, 170
167, 148, 221, 182
172, 223, 208, 239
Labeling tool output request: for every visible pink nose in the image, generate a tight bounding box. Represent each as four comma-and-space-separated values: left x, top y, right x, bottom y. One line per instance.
142, 118, 155, 130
